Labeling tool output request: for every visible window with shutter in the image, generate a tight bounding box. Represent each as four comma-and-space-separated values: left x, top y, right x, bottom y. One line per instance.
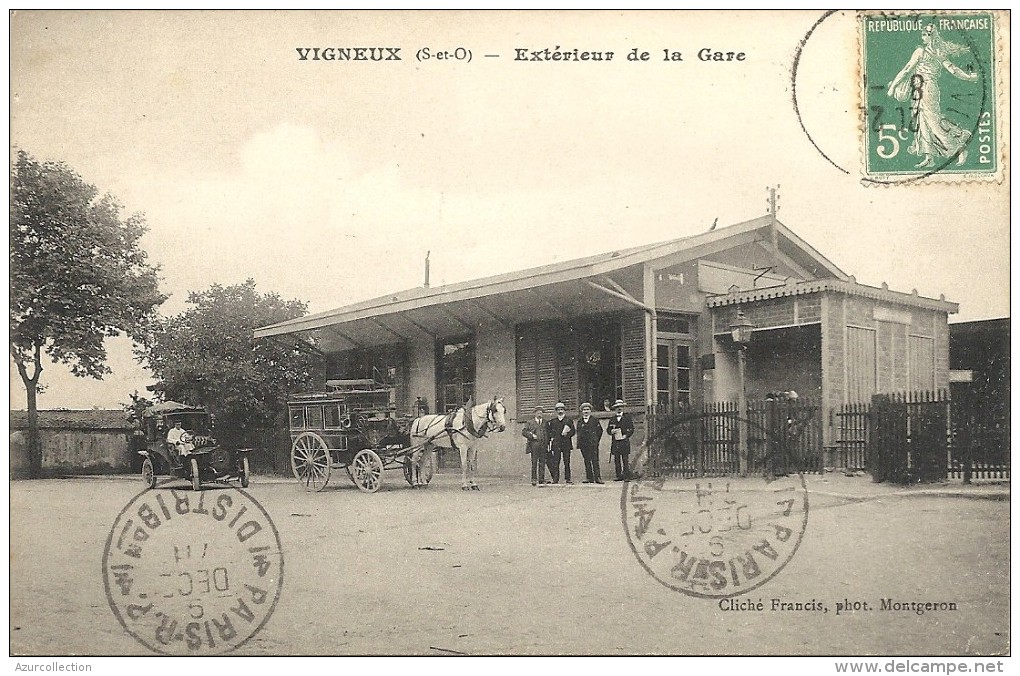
908, 335, 935, 392
846, 326, 877, 402
516, 316, 623, 416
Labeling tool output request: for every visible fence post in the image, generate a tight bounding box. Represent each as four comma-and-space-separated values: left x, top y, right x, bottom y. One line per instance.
737, 350, 748, 476
956, 392, 974, 484
697, 408, 706, 477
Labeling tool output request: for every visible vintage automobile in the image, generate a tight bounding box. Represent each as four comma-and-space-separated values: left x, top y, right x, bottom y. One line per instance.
134, 401, 252, 491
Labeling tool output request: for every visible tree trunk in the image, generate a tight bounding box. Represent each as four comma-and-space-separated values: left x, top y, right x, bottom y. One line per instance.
25, 380, 41, 478
15, 344, 43, 478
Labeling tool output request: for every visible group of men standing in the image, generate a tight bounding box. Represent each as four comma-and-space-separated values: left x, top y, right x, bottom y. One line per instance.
522, 399, 634, 485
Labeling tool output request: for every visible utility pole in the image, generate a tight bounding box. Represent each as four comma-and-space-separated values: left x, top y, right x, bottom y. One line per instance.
768, 185, 780, 256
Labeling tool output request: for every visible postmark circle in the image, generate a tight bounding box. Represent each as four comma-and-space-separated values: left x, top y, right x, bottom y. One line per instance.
102, 481, 284, 654
621, 415, 808, 599
792, 10, 994, 184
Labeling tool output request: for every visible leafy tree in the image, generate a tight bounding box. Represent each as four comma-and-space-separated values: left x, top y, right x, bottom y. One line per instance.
123, 390, 156, 427
10, 151, 166, 477
140, 280, 318, 446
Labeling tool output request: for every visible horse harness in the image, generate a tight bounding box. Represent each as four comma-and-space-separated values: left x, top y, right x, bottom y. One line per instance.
435, 400, 499, 448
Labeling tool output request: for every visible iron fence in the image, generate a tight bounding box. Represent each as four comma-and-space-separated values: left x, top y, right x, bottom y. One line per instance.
837, 390, 1009, 483
645, 398, 822, 477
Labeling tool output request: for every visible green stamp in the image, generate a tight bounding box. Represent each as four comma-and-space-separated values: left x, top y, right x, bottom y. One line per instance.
861, 12, 998, 180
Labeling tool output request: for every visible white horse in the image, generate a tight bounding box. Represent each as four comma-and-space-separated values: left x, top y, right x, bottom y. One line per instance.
409, 397, 507, 490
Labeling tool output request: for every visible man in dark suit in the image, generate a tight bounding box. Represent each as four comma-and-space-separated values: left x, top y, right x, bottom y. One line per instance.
522, 406, 550, 486
546, 402, 575, 484
576, 402, 604, 484
606, 399, 635, 480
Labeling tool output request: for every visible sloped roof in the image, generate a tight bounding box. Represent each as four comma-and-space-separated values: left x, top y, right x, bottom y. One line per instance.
255, 215, 849, 339
9, 409, 132, 430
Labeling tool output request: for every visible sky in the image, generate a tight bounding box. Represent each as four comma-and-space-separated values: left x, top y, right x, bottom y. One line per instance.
9, 10, 1010, 410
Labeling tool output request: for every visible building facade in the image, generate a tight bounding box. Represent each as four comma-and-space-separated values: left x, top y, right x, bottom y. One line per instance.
256, 216, 957, 476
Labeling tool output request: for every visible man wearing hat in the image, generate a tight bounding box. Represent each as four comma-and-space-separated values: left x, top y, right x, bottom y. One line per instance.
576, 402, 604, 484
546, 402, 575, 484
522, 406, 550, 486
606, 400, 635, 480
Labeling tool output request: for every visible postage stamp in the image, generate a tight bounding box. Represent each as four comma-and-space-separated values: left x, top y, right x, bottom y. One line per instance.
860, 11, 1000, 182
102, 483, 284, 655
621, 413, 809, 599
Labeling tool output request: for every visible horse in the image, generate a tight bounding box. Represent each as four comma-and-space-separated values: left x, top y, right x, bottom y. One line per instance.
408, 397, 507, 490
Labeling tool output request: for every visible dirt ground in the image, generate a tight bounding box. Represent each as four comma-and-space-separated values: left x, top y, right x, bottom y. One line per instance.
9, 473, 1010, 656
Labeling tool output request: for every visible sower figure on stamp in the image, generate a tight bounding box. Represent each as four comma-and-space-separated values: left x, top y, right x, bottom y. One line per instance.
546, 402, 575, 484
522, 406, 550, 486
607, 399, 635, 481
576, 402, 604, 484
886, 22, 979, 169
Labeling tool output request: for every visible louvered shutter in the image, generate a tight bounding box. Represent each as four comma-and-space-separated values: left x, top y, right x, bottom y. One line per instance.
536, 336, 558, 410
620, 312, 646, 406
557, 335, 577, 410
518, 322, 581, 415
516, 330, 538, 417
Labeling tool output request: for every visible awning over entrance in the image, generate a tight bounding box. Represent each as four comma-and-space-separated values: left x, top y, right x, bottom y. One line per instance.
706, 278, 958, 313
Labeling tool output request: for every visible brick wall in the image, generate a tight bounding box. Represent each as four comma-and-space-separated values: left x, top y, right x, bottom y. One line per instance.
798, 296, 822, 323
934, 313, 951, 390
821, 293, 846, 447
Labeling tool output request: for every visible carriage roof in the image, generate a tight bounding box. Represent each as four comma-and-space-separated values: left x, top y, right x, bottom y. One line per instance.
144, 401, 208, 417
288, 379, 395, 406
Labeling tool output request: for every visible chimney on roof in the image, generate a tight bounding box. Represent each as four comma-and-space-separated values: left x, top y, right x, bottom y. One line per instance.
424, 251, 431, 289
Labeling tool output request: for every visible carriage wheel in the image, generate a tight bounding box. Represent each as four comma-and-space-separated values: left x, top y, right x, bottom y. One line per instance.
403, 451, 435, 487
240, 456, 251, 489
141, 457, 156, 489
190, 457, 202, 491
351, 449, 384, 493
291, 432, 332, 492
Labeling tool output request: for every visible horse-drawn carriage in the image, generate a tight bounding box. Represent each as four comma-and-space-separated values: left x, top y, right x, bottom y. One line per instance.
288, 380, 434, 493
288, 380, 508, 493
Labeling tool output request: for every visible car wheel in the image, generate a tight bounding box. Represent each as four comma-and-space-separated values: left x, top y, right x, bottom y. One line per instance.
141, 457, 157, 489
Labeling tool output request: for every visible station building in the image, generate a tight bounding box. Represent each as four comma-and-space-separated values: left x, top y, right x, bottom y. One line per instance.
254, 216, 957, 477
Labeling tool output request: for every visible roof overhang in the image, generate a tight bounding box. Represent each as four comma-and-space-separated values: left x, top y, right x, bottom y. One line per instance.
705, 279, 959, 313
256, 270, 649, 352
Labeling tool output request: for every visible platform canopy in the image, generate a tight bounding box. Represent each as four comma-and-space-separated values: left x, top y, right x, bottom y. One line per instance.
254, 216, 849, 353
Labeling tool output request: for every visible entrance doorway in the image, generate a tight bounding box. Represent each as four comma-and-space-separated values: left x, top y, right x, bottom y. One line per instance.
435, 337, 475, 470
656, 338, 693, 413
